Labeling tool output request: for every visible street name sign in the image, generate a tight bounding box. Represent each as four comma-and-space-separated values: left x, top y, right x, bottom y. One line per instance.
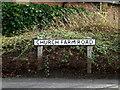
34, 38, 96, 74
34, 39, 96, 46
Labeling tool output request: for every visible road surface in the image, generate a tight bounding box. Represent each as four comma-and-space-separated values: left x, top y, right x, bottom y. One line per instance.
2, 78, 119, 89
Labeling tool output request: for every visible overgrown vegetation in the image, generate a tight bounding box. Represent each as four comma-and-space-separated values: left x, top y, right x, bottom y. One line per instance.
2, 2, 119, 77
2, 2, 87, 36
2, 2, 114, 37
2, 28, 119, 76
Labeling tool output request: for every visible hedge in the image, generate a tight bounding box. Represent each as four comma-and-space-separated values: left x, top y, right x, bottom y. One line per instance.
2, 2, 86, 36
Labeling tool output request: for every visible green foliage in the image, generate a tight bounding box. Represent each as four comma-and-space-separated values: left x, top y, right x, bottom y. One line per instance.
20, 57, 28, 61
2, 2, 87, 36
44, 55, 50, 77
2, 2, 119, 75
13, 45, 29, 60
61, 59, 68, 63
2, 24, 119, 74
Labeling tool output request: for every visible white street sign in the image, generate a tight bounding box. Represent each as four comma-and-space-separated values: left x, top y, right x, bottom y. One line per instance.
34, 39, 96, 46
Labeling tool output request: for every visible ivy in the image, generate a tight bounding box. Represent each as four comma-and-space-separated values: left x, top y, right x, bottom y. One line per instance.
2, 2, 87, 37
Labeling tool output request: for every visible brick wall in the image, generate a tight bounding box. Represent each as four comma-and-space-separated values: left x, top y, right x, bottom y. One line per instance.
31, 2, 63, 7
66, 2, 96, 11
14, 1, 101, 11
107, 4, 120, 28
31, 2, 97, 11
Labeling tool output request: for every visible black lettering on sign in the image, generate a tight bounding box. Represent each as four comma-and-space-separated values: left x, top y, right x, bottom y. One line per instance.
77, 40, 80, 44
44, 40, 47, 45
81, 40, 85, 45
64, 40, 68, 44
68, 40, 71, 44
89, 40, 93, 44
48, 40, 51, 44
55, 40, 59, 44
40, 40, 44, 44
52, 40, 54, 45
34, 39, 96, 45
61, 40, 64, 44
86, 39, 88, 44
71, 40, 76, 44
36, 40, 39, 45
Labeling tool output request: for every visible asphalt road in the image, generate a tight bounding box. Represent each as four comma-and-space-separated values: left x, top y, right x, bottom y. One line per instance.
2, 78, 119, 89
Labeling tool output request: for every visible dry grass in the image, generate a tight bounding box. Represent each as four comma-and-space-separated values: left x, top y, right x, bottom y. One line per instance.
48, 8, 118, 32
